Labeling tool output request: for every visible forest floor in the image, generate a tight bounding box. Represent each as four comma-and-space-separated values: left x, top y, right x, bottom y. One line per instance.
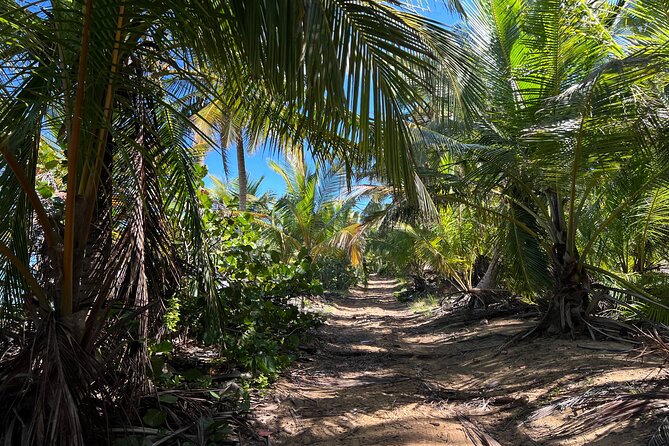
252, 277, 668, 445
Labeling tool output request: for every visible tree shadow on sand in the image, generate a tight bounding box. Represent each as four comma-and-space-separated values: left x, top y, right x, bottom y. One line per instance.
255, 278, 666, 446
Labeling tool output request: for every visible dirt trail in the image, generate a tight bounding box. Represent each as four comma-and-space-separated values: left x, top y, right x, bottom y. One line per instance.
254, 277, 666, 445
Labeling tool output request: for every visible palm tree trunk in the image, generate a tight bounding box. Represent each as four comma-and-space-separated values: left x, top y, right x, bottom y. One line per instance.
236, 132, 247, 212
547, 248, 589, 335
545, 189, 590, 335
475, 248, 500, 290
468, 249, 501, 309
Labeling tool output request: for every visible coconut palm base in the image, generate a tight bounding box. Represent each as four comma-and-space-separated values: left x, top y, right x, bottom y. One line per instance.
0, 316, 98, 445
544, 290, 589, 336
464, 288, 512, 310
0, 314, 140, 446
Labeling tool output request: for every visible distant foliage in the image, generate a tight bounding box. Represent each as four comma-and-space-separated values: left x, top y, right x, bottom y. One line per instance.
316, 253, 361, 291
177, 209, 323, 379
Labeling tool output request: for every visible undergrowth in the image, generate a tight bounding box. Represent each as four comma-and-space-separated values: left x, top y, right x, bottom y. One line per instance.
410, 294, 440, 315
114, 212, 326, 444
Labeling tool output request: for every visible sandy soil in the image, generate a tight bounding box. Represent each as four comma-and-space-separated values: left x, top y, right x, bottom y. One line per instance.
252, 277, 668, 445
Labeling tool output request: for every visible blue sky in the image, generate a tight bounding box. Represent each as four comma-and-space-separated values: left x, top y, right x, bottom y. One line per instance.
204, 3, 460, 195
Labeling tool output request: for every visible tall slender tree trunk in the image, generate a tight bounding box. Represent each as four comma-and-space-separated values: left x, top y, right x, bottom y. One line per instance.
236, 132, 247, 212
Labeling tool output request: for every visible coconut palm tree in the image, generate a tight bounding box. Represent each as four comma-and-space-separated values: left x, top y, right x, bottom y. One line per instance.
209, 175, 275, 216
194, 104, 264, 212
428, 0, 669, 334
263, 156, 365, 267
0, 0, 469, 443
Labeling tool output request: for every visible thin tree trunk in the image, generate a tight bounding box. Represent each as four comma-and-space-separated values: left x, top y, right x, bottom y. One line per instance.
236, 132, 247, 211
468, 249, 501, 309
131, 145, 150, 394
475, 248, 500, 290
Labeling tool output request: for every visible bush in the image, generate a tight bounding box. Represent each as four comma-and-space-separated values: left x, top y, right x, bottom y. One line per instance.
316, 253, 361, 291
175, 213, 324, 380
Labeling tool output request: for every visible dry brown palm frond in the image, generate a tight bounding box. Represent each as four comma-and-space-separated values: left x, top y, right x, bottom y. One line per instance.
553, 394, 669, 438
0, 315, 111, 446
634, 327, 669, 361
525, 388, 607, 424
649, 417, 669, 446
458, 414, 502, 446
526, 384, 669, 440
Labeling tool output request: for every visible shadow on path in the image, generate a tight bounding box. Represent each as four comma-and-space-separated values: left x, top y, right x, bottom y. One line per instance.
253, 276, 664, 446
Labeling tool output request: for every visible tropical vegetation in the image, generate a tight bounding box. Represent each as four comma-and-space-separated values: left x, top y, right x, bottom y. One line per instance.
1, 0, 669, 444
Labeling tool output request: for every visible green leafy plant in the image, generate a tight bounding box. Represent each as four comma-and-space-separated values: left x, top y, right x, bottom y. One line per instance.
175, 208, 323, 381
316, 253, 360, 291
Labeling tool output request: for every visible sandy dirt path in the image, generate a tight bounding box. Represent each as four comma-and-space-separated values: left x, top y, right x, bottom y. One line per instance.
253, 277, 666, 445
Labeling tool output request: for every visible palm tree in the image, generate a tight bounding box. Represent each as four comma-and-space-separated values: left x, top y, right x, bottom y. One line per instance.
194, 104, 261, 212
189, 0, 478, 199
0, 1, 467, 443
209, 175, 274, 216
263, 156, 365, 266
0, 2, 219, 442
429, 0, 669, 334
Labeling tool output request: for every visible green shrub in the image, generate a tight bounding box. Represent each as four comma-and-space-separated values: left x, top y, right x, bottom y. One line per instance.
316, 253, 360, 291
175, 213, 323, 380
